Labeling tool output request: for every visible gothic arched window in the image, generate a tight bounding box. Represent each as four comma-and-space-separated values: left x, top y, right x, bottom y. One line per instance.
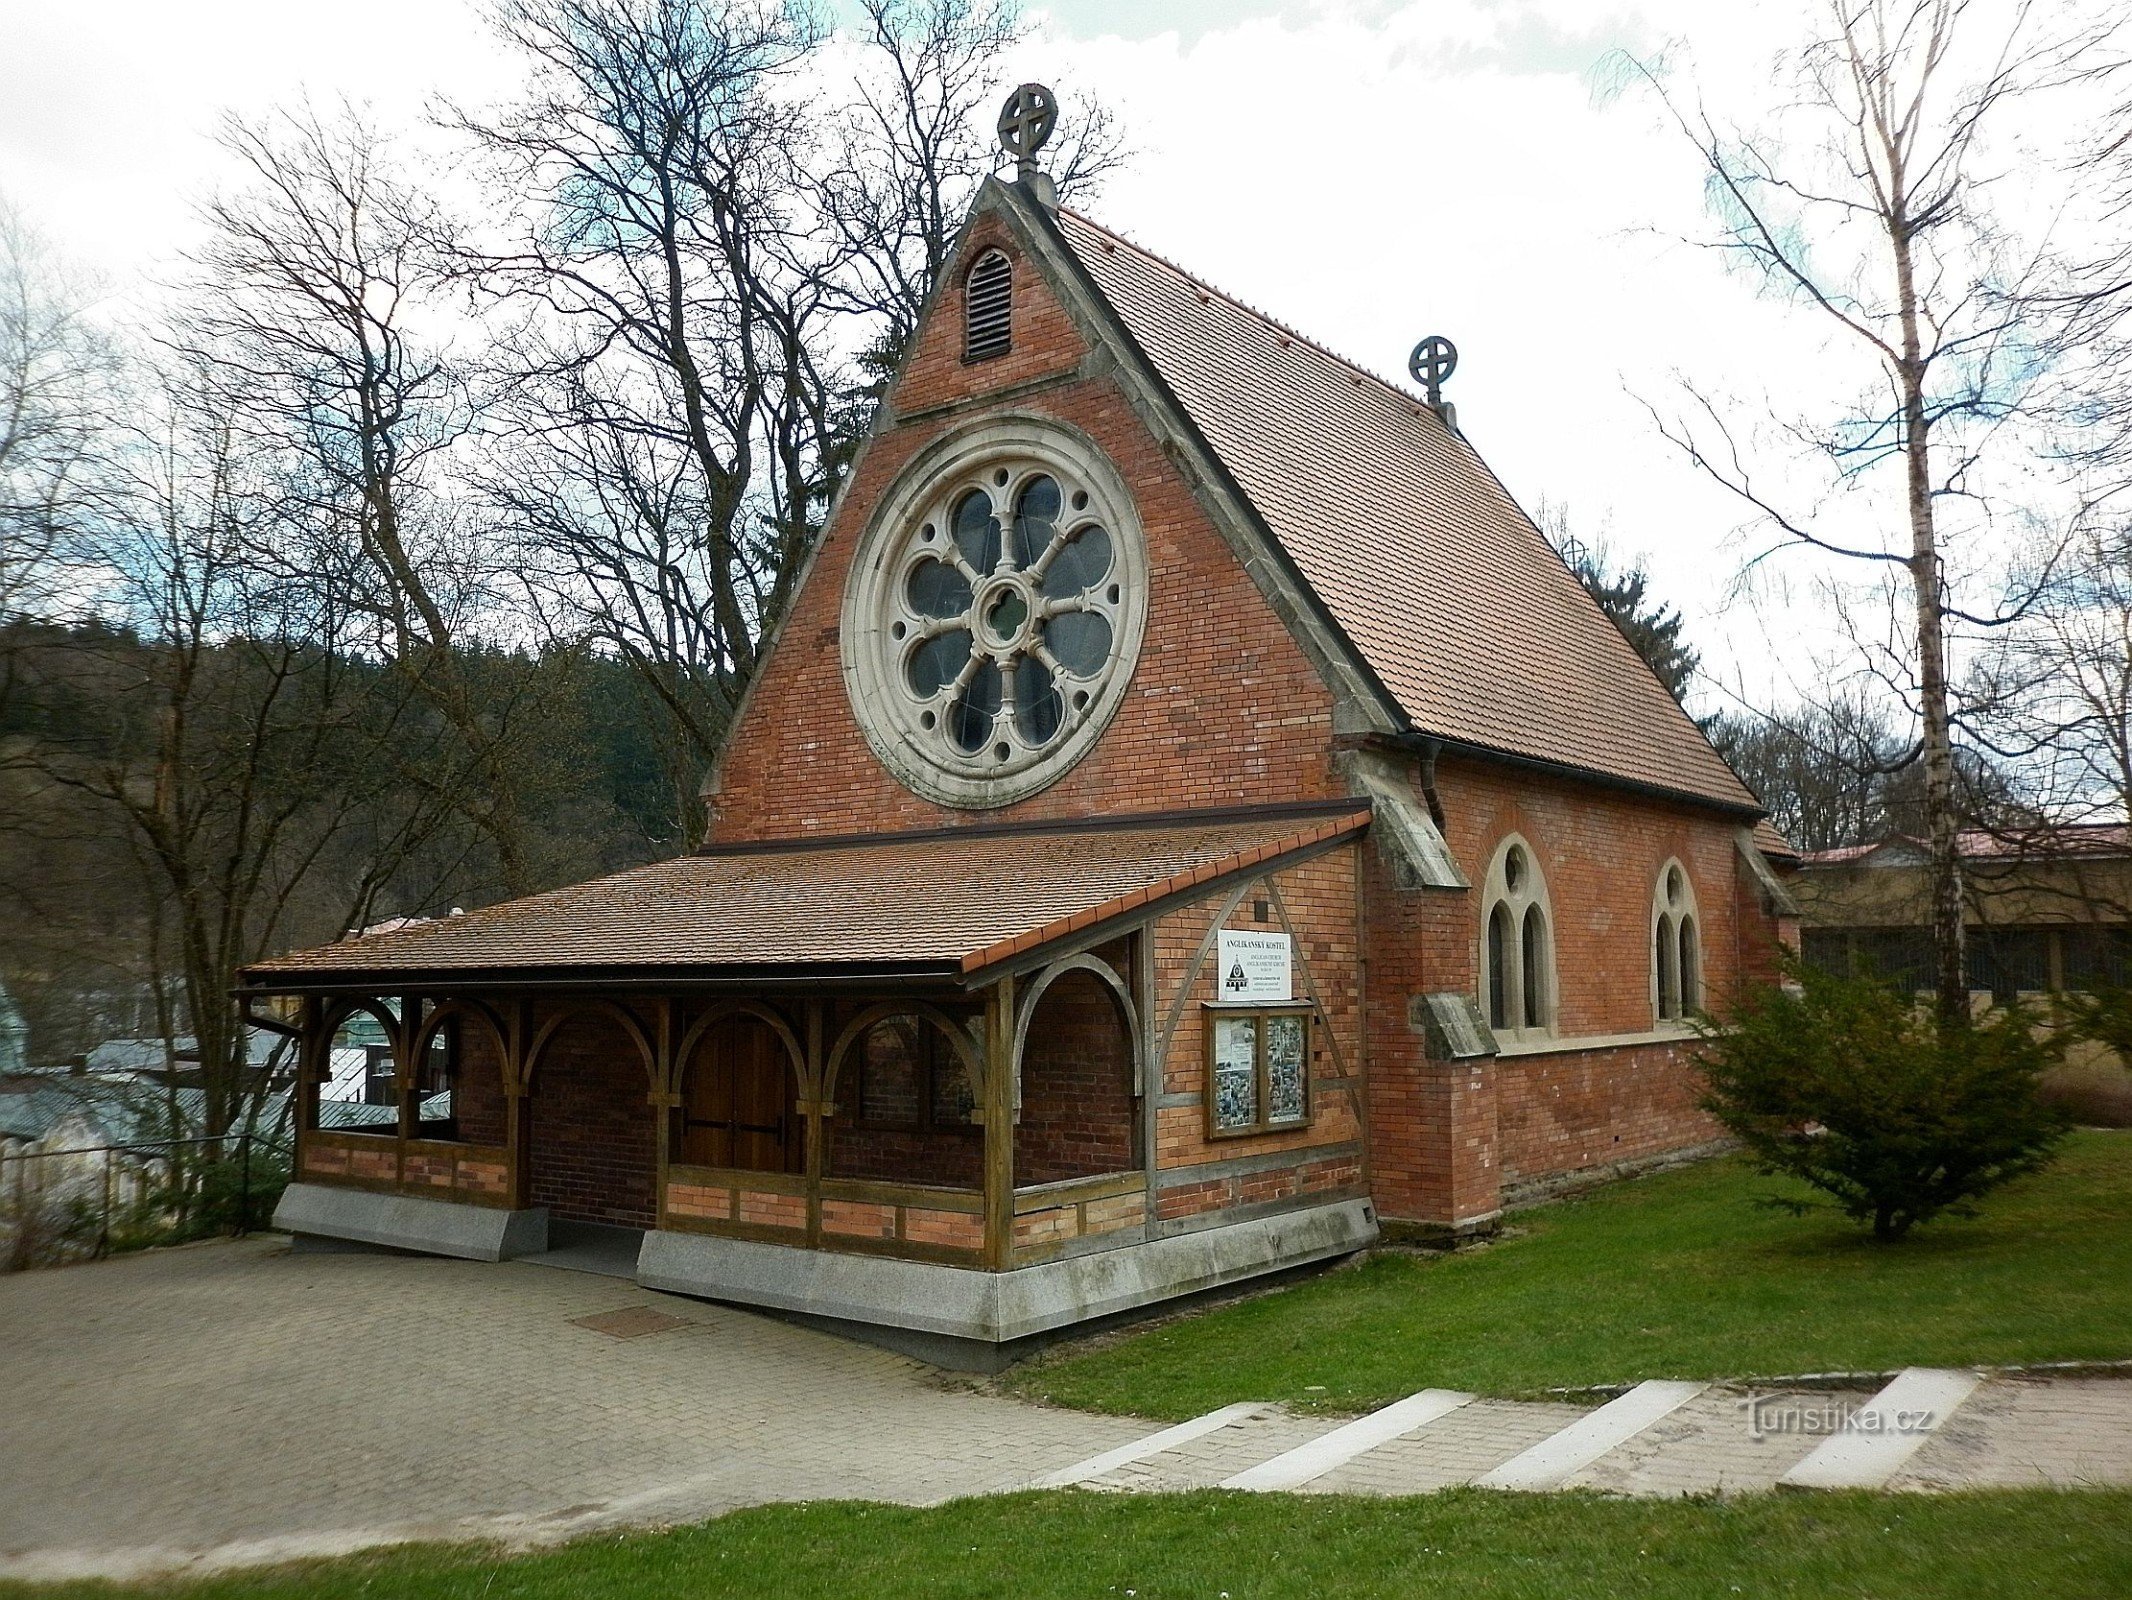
1482, 836, 1554, 1039
1653, 860, 1702, 1023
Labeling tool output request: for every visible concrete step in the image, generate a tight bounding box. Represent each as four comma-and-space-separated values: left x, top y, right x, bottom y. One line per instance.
1779, 1368, 1983, 1490
1080, 1408, 1334, 1492
1477, 1380, 1709, 1491
1301, 1398, 1590, 1495
1221, 1389, 1477, 1491
1030, 1402, 1270, 1488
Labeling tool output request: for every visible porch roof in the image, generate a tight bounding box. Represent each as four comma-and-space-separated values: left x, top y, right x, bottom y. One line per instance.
239, 803, 1371, 991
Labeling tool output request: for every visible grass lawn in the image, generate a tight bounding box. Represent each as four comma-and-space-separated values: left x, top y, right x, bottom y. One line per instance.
1009, 1128, 2132, 1418
11, 1490, 2132, 1600
16, 1501, 2132, 1595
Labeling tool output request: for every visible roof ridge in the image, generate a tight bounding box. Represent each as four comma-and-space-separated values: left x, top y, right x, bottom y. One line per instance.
1056, 207, 1438, 422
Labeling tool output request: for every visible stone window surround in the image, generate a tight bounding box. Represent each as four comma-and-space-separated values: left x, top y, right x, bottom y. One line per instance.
1481, 832, 1555, 1041
1651, 857, 1703, 1023
839, 413, 1149, 809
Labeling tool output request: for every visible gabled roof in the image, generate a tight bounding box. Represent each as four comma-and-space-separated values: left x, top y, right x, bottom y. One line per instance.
241, 805, 1370, 988
1041, 205, 1757, 814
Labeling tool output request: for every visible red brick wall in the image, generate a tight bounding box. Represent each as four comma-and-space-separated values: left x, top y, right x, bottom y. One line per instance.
1495, 1037, 1719, 1197
829, 1125, 984, 1189
1017, 967, 1136, 1185
1427, 753, 1750, 1037
706, 211, 1343, 841
1358, 751, 1784, 1222
452, 1021, 508, 1149
527, 1009, 658, 1227
1359, 839, 1500, 1228
1148, 848, 1368, 1222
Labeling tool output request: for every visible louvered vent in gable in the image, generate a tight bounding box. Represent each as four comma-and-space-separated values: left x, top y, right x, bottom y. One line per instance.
964, 250, 1012, 361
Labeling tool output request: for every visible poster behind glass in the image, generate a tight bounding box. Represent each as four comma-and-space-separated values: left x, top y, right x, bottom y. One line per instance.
1211, 1016, 1258, 1132
1265, 1014, 1307, 1124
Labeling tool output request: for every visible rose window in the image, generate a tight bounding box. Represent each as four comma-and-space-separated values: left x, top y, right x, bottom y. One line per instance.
842, 423, 1146, 808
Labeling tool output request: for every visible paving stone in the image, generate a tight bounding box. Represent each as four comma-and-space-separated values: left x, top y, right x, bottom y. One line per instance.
1893, 1377, 2132, 1491
1565, 1386, 1858, 1497
0, 1237, 1140, 1579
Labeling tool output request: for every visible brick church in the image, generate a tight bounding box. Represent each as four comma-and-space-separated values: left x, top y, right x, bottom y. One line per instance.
247, 94, 1797, 1369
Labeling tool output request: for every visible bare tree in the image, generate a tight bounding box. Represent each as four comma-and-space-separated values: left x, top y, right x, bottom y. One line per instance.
1639, 0, 2103, 1019
814, 0, 1126, 374
175, 107, 551, 896
0, 199, 107, 628
448, 0, 831, 843
0, 373, 465, 1139
1987, 523, 2132, 833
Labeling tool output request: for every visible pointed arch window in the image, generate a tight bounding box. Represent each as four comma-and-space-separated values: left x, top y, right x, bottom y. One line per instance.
1653, 861, 1702, 1023
1482, 837, 1554, 1040
964, 249, 1013, 361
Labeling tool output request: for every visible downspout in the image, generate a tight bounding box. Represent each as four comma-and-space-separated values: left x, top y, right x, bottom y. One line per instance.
1415, 738, 1448, 832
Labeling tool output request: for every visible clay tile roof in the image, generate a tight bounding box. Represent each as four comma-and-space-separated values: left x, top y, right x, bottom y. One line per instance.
241, 806, 1371, 986
1054, 209, 1757, 814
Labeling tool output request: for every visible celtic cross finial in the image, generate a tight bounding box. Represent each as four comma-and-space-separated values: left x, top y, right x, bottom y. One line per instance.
1408, 335, 1458, 409
998, 83, 1058, 174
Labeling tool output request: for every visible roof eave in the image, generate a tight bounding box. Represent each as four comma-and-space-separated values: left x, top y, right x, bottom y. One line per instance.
1374, 730, 1765, 821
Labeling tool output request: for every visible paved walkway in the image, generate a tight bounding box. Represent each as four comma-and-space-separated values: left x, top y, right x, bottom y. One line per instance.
3, 1238, 2130, 1582
0, 1237, 1139, 1582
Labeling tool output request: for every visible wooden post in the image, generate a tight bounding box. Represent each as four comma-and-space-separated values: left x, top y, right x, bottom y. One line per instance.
651, 997, 675, 1231
395, 993, 420, 1186
295, 995, 322, 1179
983, 974, 1017, 1271
505, 998, 532, 1210
803, 1001, 826, 1249
1135, 929, 1158, 1178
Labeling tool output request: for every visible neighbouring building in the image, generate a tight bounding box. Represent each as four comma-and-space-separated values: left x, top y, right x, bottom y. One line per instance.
243, 104, 1796, 1368
1795, 823, 2132, 1123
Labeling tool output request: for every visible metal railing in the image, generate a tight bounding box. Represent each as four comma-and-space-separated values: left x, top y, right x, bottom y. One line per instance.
0, 1131, 291, 1266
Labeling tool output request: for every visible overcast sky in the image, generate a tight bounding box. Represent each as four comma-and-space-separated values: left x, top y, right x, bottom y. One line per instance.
0, 0, 2040, 715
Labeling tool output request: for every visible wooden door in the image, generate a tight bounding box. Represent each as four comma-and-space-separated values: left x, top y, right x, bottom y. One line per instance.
681, 1016, 800, 1173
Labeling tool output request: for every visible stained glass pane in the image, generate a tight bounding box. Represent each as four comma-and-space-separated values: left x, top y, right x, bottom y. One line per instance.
949, 659, 1001, 752
1011, 475, 1061, 569
1014, 655, 1062, 746
906, 558, 973, 619
905, 628, 971, 697
1266, 1015, 1306, 1124
1040, 524, 1112, 598
1045, 609, 1113, 675
1212, 1016, 1259, 1132
952, 489, 1000, 574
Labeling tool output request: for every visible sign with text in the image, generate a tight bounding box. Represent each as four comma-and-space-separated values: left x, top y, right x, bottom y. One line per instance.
1216, 929, 1293, 1003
